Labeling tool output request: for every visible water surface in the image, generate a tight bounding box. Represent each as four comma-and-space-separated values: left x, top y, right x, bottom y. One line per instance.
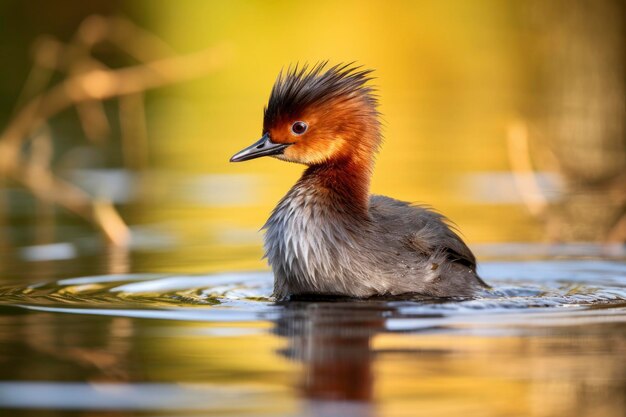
0, 258, 625, 417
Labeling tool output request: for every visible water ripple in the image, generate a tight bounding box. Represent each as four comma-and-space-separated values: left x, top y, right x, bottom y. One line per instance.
0, 261, 624, 328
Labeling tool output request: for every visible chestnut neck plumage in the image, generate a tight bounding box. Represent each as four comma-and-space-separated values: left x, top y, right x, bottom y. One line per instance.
297, 128, 380, 219
298, 158, 371, 218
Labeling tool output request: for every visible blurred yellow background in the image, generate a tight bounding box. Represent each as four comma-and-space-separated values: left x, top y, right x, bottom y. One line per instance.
137, 0, 534, 265
0, 0, 623, 276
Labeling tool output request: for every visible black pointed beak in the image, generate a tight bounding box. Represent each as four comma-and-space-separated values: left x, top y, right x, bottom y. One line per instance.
230, 133, 292, 162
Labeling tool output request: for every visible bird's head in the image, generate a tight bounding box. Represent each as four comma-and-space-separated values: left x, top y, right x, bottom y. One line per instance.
230, 63, 381, 168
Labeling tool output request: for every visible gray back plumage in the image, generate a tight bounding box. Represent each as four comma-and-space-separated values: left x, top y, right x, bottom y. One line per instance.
264, 179, 487, 300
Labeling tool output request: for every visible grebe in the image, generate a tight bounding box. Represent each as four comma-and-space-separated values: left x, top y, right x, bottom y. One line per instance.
231, 63, 488, 299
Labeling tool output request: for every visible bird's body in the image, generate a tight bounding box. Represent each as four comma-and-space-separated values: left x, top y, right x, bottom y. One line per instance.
265, 170, 484, 299
231, 63, 488, 299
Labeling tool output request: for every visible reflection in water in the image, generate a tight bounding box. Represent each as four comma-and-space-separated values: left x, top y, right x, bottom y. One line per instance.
273, 299, 626, 417
275, 301, 386, 406
0, 262, 625, 416
0, 311, 136, 383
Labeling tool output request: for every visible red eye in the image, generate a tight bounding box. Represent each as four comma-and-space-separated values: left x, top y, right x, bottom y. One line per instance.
291, 121, 308, 135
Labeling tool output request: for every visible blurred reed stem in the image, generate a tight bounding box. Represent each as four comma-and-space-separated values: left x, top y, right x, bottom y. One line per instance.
0, 15, 230, 247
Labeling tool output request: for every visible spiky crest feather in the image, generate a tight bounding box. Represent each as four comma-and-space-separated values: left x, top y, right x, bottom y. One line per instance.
263, 62, 378, 131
